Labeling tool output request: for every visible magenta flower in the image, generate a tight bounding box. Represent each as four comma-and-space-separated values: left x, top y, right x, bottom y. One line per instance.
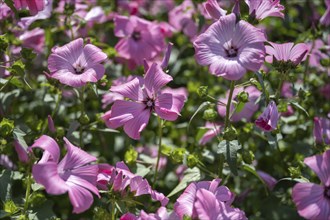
114, 15, 165, 69
257, 170, 277, 190
292, 150, 330, 219
18, 0, 52, 29
174, 179, 246, 219
313, 117, 330, 145
13, 0, 44, 15
255, 101, 279, 132
265, 42, 309, 66
218, 86, 261, 122
29, 135, 99, 213
47, 38, 107, 87
194, 13, 266, 80
199, 122, 222, 145
320, 0, 330, 26
245, 0, 284, 20
203, 0, 227, 20
102, 63, 186, 140
19, 28, 45, 53
14, 140, 29, 163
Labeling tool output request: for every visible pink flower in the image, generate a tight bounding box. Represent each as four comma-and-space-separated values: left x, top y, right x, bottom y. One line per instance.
97, 162, 169, 206
102, 63, 186, 140
19, 28, 45, 53
168, 0, 198, 39
14, 0, 44, 15
18, 0, 52, 29
218, 86, 261, 122
320, 0, 330, 26
114, 15, 165, 69
257, 171, 277, 190
47, 38, 107, 87
292, 150, 330, 220
199, 122, 222, 145
0, 154, 16, 170
255, 101, 279, 132
313, 117, 330, 145
29, 135, 99, 213
174, 179, 246, 219
0, 3, 12, 20
194, 13, 266, 80
121, 207, 180, 220
14, 140, 29, 163
245, 0, 284, 20
203, 0, 227, 20
265, 42, 309, 65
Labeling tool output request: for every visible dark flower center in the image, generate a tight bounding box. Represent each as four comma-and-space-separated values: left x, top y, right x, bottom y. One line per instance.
74, 64, 85, 74
132, 31, 141, 41
144, 98, 155, 110
226, 46, 238, 58
324, 187, 330, 199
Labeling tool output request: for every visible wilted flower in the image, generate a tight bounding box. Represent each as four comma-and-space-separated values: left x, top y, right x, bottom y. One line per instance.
313, 117, 330, 145
194, 13, 266, 80
245, 0, 284, 20
255, 101, 279, 132
47, 38, 107, 87
292, 150, 330, 219
19, 28, 45, 53
13, 0, 44, 15
29, 135, 99, 213
265, 42, 309, 66
174, 179, 247, 219
114, 15, 165, 69
218, 86, 261, 122
102, 62, 186, 140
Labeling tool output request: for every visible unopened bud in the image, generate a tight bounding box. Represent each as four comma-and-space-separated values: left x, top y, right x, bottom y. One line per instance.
124, 147, 138, 164
187, 154, 199, 168
237, 91, 249, 103
197, 86, 208, 98
0, 118, 14, 137
79, 113, 90, 125
223, 126, 237, 141
203, 108, 217, 121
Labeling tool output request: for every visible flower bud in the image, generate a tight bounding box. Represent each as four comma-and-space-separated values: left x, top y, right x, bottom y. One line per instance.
124, 147, 138, 164
187, 154, 199, 168
170, 148, 186, 163
197, 86, 208, 98
202, 108, 217, 121
237, 91, 249, 103
223, 126, 237, 141
255, 101, 279, 132
242, 150, 254, 164
79, 113, 90, 125
0, 118, 14, 137
288, 166, 301, 179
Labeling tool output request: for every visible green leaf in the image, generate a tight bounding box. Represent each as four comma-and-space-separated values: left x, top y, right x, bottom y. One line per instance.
289, 101, 309, 117
196, 127, 209, 143
167, 167, 201, 197
0, 170, 12, 202
135, 163, 151, 178
188, 101, 210, 132
234, 101, 245, 114
265, 132, 283, 149
13, 127, 28, 150
20, 48, 37, 60
217, 140, 241, 176
9, 60, 25, 76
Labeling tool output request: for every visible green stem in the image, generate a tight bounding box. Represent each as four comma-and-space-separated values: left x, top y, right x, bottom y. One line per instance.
153, 117, 163, 187
110, 200, 115, 220
275, 72, 285, 101
224, 81, 236, 129
0, 75, 14, 92
23, 169, 32, 215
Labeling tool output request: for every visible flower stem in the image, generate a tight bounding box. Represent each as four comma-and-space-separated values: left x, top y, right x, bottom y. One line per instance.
153, 117, 163, 187
275, 72, 285, 101
225, 80, 236, 129
23, 168, 32, 215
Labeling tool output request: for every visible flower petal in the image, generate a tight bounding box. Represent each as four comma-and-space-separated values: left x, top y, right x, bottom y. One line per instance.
110, 77, 143, 101
67, 179, 95, 213
155, 93, 181, 121
123, 108, 151, 140
304, 150, 330, 186
29, 135, 60, 163
144, 63, 173, 95
195, 188, 221, 219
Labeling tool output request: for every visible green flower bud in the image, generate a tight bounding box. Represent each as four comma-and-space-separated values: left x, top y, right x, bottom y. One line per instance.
277, 101, 288, 113
4, 200, 18, 214
187, 154, 199, 168
124, 147, 138, 164
288, 166, 301, 179
79, 113, 90, 125
56, 127, 65, 138
197, 86, 208, 98
161, 144, 172, 156
202, 108, 217, 121
0, 118, 14, 137
237, 91, 249, 103
223, 126, 237, 141
242, 150, 255, 164
170, 148, 186, 163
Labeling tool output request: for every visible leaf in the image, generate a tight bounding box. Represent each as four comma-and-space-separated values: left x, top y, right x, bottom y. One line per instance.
167, 167, 201, 197
217, 140, 241, 176
188, 101, 210, 132
234, 101, 245, 114
135, 163, 151, 178
13, 127, 28, 149
265, 133, 283, 149
9, 60, 25, 76
277, 177, 309, 184
196, 127, 209, 142
289, 101, 309, 117
0, 170, 12, 202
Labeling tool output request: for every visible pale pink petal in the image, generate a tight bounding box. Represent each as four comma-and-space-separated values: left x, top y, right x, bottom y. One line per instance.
155, 93, 181, 121
289, 43, 308, 65
195, 188, 221, 219
304, 150, 330, 186
174, 182, 197, 218
52, 38, 84, 65
32, 162, 68, 195
67, 180, 95, 214
238, 43, 265, 71
123, 108, 151, 140
30, 135, 60, 163
257, 171, 277, 190
26, 0, 44, 15
144, 63, 173, 95
204, 0, 227, 20
114, 15, 135, 37
110, 77, 143, 101
82, 44, 107, 66
130, 176, 150, 196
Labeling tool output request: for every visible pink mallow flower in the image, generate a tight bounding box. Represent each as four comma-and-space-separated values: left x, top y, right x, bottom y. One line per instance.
320, 0, 330, 26
199, 122, 222, 145
257, 170, 277, 190
265, 42, 309, 66
194, 13, 266, 80
313, 117, 330, 145
29, 135, 99, 214
114, 15, 165, 69
255, 101, 279, 132
13, 0, 44, 15
19, 27, 45, 54
218, 86, 261, 122
203, 0, 227, 20
121, 207, 180, 220
97, 162, 169, 206
102, 63, 186, 140
47, 38, 107, 87
174, 179, 247, 219
245, 0, 284, 21
292, 150, 330, 220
